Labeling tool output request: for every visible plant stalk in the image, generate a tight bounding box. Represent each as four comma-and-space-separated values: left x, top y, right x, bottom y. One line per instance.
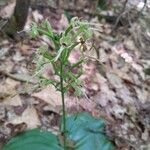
60, 60, 67, 149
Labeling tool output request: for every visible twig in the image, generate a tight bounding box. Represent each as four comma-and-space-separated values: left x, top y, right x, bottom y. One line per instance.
139, 0, 147, 15
0, 69, 36, 84
113, 0, 129, 30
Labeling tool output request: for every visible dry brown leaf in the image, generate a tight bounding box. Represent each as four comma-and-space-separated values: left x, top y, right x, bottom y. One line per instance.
68, 50, 81, 64
94, 73, 118, 106
0, 59, 14, 73
13, 51, 25, 62
97, 88, 117, 104
107, 72, 123, 89
0, 1, 15, 18
32, 10, 43, 23
124, 39, 137, 51
94, 92, 109, 107
5, 78, 20, 88
20, 44, 31, 55
134, 87, 149, 103
141, 129, 149, 141
2, 95, 22, 106
0, 78, 20, 99
83, 62, 96, 77
59, 14, 69, 30
10, 107, 40, 129
79, 98, 96, 112
116, 87, 134, 104
32, 85, 62, 107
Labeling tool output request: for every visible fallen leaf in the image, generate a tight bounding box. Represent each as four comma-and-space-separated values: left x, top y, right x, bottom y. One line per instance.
20, 44, 31, 55
2, 95, 22, 106
107, 72, 123, 89
0, 2, 15, 18
134, 87, 149, 103
59, 13, 69, 30
116, 86, 134, 104
13, 51, 25, 62
10, 107, 40, 129
141, 129, 149, 141
5, 78, 20, 88
68, 50, 81, 64
32, 10, 43, 23
79, 98, 96, 112
32, 85, 62, 107
94, 92, 108, 107
0, 78, 19, 99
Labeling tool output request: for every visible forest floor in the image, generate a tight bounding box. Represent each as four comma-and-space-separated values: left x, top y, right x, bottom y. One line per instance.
0, 1, 150, 149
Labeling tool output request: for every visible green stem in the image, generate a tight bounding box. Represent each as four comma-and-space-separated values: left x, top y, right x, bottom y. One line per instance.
60, 60, 67, 149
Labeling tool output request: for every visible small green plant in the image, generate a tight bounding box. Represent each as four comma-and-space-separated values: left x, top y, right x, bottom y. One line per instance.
2, 18, 115, 150
31, 17, 92, 149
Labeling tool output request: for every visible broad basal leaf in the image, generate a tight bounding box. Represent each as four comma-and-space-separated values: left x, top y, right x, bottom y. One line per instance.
61, 112, 115, 150
2, 129, 63, 150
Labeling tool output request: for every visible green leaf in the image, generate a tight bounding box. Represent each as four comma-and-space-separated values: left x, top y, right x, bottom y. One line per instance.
2, 129, 63, 150
78, 22, 92, 40
54, 46, 67, 62
71, 59, 84, 69
61, 112, 115, 150
65, 24, 73, 36
39, 76, 57, 87
60, 34, 73, 46
45, 20, 54, 38
54, 42, 78, 63
30, 22, 39, 38
63, 42, 79, 62
37, 28, 53, 39
38, 46, 54, 61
